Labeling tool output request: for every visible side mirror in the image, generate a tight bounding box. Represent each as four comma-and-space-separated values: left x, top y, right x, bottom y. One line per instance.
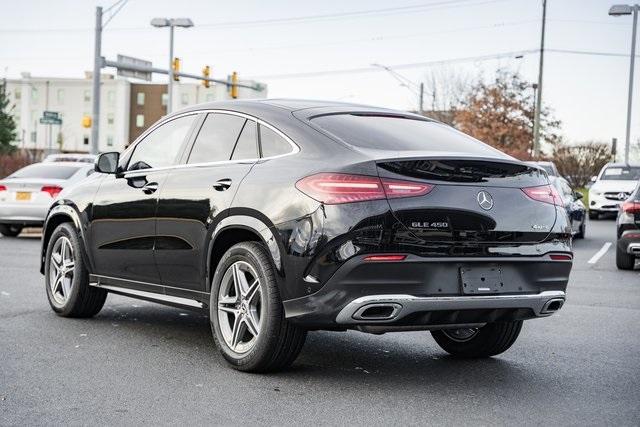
574, 191, 583, 200
590, 176, 597, 183
95, 152, 120, 174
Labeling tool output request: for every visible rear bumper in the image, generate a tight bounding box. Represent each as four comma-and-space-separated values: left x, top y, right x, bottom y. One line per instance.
618, 231, 640, 256
0, 203, 50, 225
335, 291, 565, 325
283, 253, 572, 328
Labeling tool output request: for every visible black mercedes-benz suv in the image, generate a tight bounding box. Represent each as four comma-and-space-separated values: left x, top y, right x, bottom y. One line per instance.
40, 99, 572, 372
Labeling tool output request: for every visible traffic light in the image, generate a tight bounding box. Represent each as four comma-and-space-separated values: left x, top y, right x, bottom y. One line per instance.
230, 71, 238, 99
202, 65, 210, 88
172, 58, 181, 81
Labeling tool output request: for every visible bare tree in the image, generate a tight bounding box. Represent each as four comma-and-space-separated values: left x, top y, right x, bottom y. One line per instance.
553, 142, 612, 188
421, 67, 471, 125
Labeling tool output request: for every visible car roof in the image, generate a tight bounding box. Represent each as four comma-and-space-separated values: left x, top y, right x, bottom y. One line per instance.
171, 98, 426, 119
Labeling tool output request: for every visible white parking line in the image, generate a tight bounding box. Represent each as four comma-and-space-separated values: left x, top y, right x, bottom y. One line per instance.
588, 242, 612, 264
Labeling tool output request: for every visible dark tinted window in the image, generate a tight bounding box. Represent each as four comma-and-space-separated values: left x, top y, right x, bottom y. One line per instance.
311, 114, 502, 156
8, 164, 82, 179
188, 113, 246, 164
231, 120, 258, 160
128, 115, 196, 170
600, 166, 640, 181
259, 125, 291, 157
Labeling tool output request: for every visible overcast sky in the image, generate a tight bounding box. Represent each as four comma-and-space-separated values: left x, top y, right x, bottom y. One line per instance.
0, 0, 636, 149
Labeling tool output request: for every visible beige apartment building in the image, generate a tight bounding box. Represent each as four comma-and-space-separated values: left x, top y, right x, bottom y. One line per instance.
5, 72, 267, 155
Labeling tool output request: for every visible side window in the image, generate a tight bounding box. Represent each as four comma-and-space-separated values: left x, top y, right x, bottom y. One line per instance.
259, 124, 291, 158
231, 120, 258, 160
128, 115, 196, 171
187, 113, 246, 164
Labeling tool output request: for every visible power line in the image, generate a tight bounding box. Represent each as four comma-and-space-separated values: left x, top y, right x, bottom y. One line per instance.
249, 50, 539, 79
0, 0, 510, 34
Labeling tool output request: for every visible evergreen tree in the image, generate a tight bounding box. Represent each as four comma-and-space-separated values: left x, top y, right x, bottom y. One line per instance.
0, 79, 17, 154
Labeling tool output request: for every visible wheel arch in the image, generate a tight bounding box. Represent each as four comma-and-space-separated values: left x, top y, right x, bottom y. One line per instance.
40, 204, 85, 274
206, 215, 283, 292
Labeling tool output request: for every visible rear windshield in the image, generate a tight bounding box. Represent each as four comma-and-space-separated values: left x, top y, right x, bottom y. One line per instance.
8, 164, 82, 180
311, 114, 502, 156
601, 166, 640, 181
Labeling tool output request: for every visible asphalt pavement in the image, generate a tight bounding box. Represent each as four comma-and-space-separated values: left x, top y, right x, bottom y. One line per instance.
1, 219, 639, 426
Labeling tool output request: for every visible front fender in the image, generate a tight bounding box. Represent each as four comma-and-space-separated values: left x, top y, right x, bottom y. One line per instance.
40, 202, 86, 274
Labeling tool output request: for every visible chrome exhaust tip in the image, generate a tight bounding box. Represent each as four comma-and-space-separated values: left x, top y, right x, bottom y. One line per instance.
352, 303, 402, 321
541, 298, 564, 314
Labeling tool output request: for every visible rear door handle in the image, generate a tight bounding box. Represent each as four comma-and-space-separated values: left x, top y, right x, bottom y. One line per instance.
213, 178, 232, 191
142, 182, 158, 194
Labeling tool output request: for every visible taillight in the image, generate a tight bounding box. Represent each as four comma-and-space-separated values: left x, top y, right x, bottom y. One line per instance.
521, 185, 562, 206
41, 185, 63, 197
363, 254, 407, 262
622, 201, 640, 213
0, 185, 6, 192
295, 173, 433, 204
549, 253, 572, 261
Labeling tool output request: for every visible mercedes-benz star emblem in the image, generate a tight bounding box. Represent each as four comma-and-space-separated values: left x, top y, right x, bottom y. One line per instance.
477, 191, 494, 210
617, 192, 627, 201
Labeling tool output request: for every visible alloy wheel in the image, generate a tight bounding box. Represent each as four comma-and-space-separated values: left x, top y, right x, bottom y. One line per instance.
217, 261, 263, 354
49, 236, 75, 305
442, 328, 480, 342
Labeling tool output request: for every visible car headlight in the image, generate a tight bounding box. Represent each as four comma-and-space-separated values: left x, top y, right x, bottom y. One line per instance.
590, 191, 602, 196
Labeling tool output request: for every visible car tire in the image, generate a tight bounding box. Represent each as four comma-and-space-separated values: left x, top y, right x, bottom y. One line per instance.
0, 224, 23, 237
575, 221, 586, 239
210, 241, 307, 372
44, 223, 107, 317
616, 245, 636, 270
588, 211, 598, 220
431, 320, 523, 358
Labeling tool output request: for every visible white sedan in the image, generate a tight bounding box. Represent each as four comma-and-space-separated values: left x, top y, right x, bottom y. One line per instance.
0, 162, 94, 237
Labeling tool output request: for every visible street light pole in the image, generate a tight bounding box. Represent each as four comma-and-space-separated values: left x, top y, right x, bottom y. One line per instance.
168, 25, 175, 114
624, 7, 638, 164
90, 6, 102, 155
533, 0, 547, 159
610, 4, 639, 164
151, 18, 194, 115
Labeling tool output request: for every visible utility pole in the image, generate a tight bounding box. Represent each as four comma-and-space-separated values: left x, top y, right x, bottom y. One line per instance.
419, 82, 424, 115
91, 6, 102, 155
533, 0, 547, 158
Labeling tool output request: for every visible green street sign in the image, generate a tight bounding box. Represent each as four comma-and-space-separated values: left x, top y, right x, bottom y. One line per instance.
43, 111, 59, 120
40, 117, 62, 125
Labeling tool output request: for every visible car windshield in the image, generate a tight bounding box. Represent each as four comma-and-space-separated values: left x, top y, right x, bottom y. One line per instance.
601, 166, 640, 181
7, 164, 82, 180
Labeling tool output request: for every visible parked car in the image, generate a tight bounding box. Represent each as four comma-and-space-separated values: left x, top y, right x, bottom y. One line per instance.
0, 162, 94, 236
43, 154, 96, 164
616, 180, 640, 270
589, 163, 640, 219
525, 161, 559, 177
39, 100, 572, 372
551, 176, 586, 238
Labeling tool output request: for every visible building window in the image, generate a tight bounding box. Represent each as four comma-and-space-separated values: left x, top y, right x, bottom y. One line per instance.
206, 93, 215, 102
136, 114, 144, 128
107, 135, 114, 147
107, 113, 114, 126
84, 90, 91, 102
108, 91, 115, 106
161, 93, 168, 106
14, 89, 21, 100
137, 92, 145, 106
83, 135, 89, 145
181, 93, 189, 105
30, 131, 37, 143
31, 88, 38, 101
57, 89, 64, 105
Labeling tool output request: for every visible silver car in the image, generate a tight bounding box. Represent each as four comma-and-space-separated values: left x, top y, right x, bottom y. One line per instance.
0, 162, 94, 237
